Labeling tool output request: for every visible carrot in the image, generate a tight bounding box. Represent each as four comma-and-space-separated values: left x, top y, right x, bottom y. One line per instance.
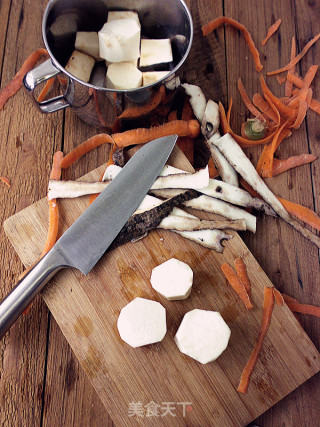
202, 17, 263, 72
237, 78, 267, 122
221, 262, 253, 310
118, 86, 165, 119
41, 151, 63, 256
285, 301, 320, 317
282, 293, 299, 304
237, 286, 274, 394
260, 75, 296, 118
276, 75, 286, 85
168, 110, 178, 122
0, 176, 10, 187
297, 64, 318, 101
234, 257, 251, 295
37, 77, 56, 103
208, 157, 219, 178
285, 36, 296, 97
252, 93, 279, 124
112, 119, 200, 148
0, 48, 49, 110
258, 123, 291, 177
272, 288, 284, 306
226, 97, 233, 125
287, 74, 320, 115
277, 196, 320, 232
271, 153, 317, 176
219, 101, 277, 147
88, 88, 109, 128
267, 32, 320, 76
60, 134, 114, 169
261, 19, 282, 46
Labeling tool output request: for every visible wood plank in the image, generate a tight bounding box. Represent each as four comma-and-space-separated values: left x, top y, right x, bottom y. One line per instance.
218, 1, 320, 425
4, 146, 320, 427
0, 1, 63, 426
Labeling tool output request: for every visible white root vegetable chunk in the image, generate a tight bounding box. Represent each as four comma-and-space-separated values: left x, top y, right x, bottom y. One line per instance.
65, 50, 95, 83
175, 309, 231, 364
140, 39, 173, 67
107, 10, 141, 27
142, 71, 170, 86
99, 19, 141, 62
75, 32, 100, 61
182, 83, 206, 122
151, 258, 193, 300
106, 62, 142, 89
117, 297, 166, 348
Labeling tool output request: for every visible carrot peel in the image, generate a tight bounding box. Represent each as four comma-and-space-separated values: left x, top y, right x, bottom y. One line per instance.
237, 287, 274, 394
221, 262, 253, 310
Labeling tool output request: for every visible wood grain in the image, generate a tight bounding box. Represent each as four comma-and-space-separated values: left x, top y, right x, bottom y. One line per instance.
0, 0, 320, 425
4, 146, 320, 427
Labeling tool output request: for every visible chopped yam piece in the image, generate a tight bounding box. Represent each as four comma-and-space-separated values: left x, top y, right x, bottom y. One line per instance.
65, 50, 95, 83
174, 309, 231, 364
151, 258, 193, 300
142, 71, 170, 86
140, 39, 173, 67
117, 297, 166, 348
106, 62, 142, 89
75, 32, 101, 60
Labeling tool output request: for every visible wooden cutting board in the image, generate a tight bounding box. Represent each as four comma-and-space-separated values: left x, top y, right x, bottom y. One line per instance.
4, 147, 320, 427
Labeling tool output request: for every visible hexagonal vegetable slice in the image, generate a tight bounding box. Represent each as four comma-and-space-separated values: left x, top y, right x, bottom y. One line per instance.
150, 258, 193, 301
117, 297, 166, 348
174, 309, 231, 364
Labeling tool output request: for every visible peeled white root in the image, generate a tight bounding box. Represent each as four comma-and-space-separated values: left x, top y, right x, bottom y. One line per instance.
142, 71, 170, 86
107, 10, 141, 27
140, 39, 173, 67
151, 258, 193, 300
182, 83, 206, 122
201, 100, 220, 139
75, 32, 100, 61
174, 309, 231, 364
65, 50, 95, 83
117, 297, 166, 348
98, 19, 141, 62
106, 62, 142, 89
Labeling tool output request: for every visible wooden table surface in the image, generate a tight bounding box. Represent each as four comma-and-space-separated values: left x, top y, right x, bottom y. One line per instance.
0, 0, 319, 426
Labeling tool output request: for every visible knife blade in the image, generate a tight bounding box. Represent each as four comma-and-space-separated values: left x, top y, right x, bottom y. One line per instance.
0, 135, 177, 338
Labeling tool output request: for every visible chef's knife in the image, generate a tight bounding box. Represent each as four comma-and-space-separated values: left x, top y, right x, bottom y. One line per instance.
0, 135, 177, 339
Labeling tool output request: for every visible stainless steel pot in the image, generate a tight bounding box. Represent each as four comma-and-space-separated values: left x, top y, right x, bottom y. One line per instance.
23, 0, 193, 129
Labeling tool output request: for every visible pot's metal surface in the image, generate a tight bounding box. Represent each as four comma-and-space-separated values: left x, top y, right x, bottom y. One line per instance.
24, 0, 193, 128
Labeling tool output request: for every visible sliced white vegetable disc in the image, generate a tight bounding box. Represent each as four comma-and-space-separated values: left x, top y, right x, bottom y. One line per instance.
117, 297, 166, 347
151, 258, 193, 300
174, 309, 231, 364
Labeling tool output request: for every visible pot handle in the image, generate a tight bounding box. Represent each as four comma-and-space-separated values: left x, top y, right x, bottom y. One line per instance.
23, 59, 70, 113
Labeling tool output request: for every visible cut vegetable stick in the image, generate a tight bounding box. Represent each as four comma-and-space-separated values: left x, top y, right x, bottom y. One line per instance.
202, 17, 263, 72
271, 154, 317, 176
0, 176, 10, 187
290, 99, 308, 129
118, 86, 165, 119
60, 134, 114, 168
285, 36, 296, 97
272, 288, 284, 306
237, 286, 274, 393
112, 120, 200, 147
267, 32, 320, 76
221, 262, 253, 310
297, 64, 318, 101
37, 77, 56, 103
41, 151, 63, 256
278, 196, 320, 232
0, 48, 49, 110
234, 257, 251, 295
261, 19, 282, 46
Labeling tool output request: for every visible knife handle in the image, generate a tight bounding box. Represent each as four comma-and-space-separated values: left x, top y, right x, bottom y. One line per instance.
0, 247, 67, 339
